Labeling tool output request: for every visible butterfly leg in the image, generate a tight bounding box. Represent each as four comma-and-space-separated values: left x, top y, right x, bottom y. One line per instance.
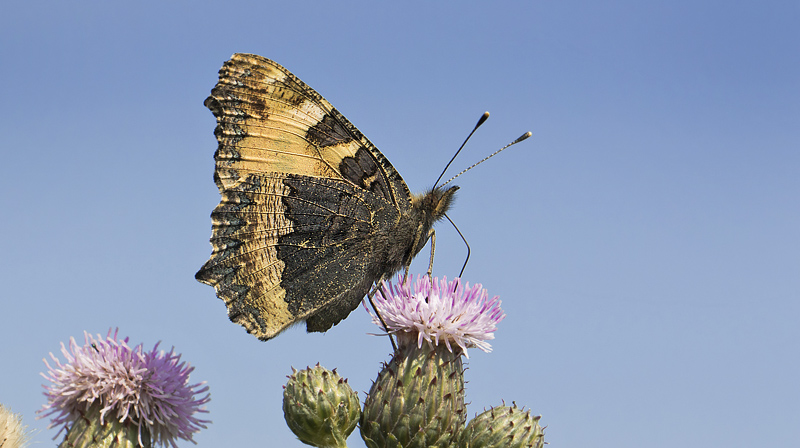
426, 228, 436, 278
406, 224, 437, 280
402, 265, 411, 285
367, 276, 398, 352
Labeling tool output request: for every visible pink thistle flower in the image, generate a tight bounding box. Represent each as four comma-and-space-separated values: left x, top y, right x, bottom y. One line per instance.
366, 275, 505, 358
38, 329, 210, 448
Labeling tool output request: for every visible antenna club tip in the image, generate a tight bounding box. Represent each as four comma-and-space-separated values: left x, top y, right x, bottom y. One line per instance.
513, 132, 533, 144
475, 111, 490, 128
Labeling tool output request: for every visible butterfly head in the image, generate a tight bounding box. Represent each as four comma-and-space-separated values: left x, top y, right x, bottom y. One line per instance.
400, 185, 458, 264
414, 185, 459, 223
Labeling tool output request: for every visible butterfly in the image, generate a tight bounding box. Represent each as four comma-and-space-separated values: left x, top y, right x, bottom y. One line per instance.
196, 54, 458, 340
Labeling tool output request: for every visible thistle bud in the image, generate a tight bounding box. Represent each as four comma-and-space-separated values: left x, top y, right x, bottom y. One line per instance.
458, 404, 545, 448
283, 364, 360, 448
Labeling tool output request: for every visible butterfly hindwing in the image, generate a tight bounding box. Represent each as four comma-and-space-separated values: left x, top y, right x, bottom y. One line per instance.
277, 174, 401, 332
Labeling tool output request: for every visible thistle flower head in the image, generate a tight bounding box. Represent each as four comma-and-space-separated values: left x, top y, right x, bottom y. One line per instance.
38, 329, 210, 448
0, 403, 33, 448
367, 275, 505, 358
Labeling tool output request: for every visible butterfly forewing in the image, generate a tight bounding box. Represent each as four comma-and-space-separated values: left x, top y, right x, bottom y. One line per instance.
207, 54, 411, 210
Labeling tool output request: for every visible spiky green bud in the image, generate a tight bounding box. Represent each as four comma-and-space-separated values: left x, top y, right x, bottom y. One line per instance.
58, 401, 151, 448
283, 364, 361, 448
360, 342, 466, 448
458, 403, 544, 448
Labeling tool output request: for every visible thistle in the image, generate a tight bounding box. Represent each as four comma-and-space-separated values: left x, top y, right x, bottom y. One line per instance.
38, 329, 210, 448
365, 275, 505, 358
458, 403, 545, 448
283, 365, 361, 448
278, 275, 546, 448
360, 275, 505, 448
0, 403, 33, 448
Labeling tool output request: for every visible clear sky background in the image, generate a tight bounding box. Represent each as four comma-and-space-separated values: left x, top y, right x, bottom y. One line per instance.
2, 2, 798, 447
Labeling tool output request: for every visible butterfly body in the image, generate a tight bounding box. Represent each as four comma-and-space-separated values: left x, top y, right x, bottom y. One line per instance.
197, 54, 457, 340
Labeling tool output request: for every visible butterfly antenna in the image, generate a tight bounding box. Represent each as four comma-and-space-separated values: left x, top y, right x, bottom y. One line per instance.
444, 213, 471, 277
440, 131, 532, 187
433, 112, 490, 189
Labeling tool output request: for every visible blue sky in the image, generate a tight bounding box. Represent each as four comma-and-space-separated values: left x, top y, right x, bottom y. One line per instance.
2, 1, 798, 447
